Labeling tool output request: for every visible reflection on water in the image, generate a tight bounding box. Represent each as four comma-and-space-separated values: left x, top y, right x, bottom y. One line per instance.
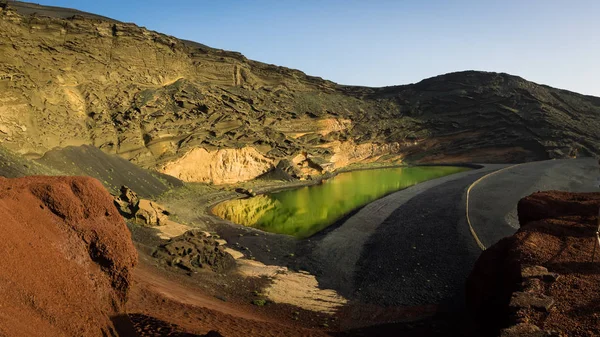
212, 166, 470, 238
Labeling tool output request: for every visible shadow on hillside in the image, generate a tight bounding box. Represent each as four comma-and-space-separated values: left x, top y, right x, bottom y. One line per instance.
114, 313, 222, 337
329, 312, 477, 337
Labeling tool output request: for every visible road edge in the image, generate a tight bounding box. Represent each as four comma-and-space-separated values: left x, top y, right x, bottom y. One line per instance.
465, 163, 523, 250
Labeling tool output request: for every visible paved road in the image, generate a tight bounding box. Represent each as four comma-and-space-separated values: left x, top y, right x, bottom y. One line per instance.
469, 158, 600, 248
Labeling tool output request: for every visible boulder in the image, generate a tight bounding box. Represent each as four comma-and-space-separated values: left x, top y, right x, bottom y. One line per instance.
500, 324, 560, 337
114, 185, 171, 227
120, 185, 140, 205
153, 230, 235, 273
521, 265, 559, 282
0, 176, 137, 336
113, 185, 139, 216
509, 292, 555, 312
135, 199, 169, 226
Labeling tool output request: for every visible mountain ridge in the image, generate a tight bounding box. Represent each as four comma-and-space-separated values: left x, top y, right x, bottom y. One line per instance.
7, 0, 597, 96
0, 0, 598, 184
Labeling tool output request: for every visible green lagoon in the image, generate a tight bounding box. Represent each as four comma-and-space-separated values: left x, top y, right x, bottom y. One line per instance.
212, 166, 470, 238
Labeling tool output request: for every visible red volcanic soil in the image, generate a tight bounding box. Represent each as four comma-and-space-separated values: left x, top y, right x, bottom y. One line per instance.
127, 258, 332, 337
0, 175, 334, 337
0, 176, 137, 337
467, 191, 600, 337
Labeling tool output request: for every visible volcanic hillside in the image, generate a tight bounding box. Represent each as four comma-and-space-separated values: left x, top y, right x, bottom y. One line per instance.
0, 1, 599, 184
0, 175, 138, 336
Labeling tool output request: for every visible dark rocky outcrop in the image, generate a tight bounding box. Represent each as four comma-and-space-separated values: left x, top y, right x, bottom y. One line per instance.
114, 185, 140, 216
467, 191, 600, 337
114, 185, 171, 226
153, 230, 235, 273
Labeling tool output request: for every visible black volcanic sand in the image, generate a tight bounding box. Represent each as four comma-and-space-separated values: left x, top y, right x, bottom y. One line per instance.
351, 174, 483, 307
36, 145, 182, 198
0, 144, 182, 198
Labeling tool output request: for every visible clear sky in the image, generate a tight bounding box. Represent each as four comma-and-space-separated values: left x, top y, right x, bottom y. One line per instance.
34, 0, 600, 96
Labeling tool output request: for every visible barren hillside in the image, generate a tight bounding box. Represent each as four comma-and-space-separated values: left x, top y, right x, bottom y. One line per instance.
0, 1, 598, 184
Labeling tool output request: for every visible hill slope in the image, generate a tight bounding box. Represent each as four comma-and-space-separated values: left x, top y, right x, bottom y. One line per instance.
0, 1, 598, 184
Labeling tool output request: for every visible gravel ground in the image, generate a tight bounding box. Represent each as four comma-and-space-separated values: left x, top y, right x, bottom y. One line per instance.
351, 172, 490, 308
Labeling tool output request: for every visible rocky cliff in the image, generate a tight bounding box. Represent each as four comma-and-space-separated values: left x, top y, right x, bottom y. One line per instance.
0, 175, 137, 337
0, 1, 599, 184
466, 191, 600, 337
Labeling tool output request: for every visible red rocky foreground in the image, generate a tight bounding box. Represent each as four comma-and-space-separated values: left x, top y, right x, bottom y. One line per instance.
467, 191, 600, 337
0, 176, 137, 337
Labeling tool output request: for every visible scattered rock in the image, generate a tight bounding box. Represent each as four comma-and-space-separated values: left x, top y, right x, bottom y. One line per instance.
501, 323, 561, 337
521, 265, 559, 282
135, 199, 169, 226
114, 185, 139, 216
153, 230, 235, 273
509, 292, 555, 312
114, 185, 171, 226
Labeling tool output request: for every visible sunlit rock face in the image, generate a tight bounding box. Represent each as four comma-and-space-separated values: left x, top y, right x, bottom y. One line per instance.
1, 1, 599, 184
161, 146, 274, 184
328, 140, 404, 169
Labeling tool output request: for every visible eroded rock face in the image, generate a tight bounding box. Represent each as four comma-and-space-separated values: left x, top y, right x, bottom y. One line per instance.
1, 2, 599, 182
161, 146, 274, 184
328, 140, 403, 169
0, 176, 137, 337
467, 191, 600, 337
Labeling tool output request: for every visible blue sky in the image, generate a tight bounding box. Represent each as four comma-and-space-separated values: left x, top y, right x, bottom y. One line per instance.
36, 0, 600, 96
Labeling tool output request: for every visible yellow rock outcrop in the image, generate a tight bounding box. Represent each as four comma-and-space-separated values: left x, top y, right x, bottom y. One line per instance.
328, 140, 403, 169
161, 147, 273, 184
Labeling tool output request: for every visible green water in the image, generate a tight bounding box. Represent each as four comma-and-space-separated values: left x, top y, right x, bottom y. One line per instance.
213, 166, 470, 238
